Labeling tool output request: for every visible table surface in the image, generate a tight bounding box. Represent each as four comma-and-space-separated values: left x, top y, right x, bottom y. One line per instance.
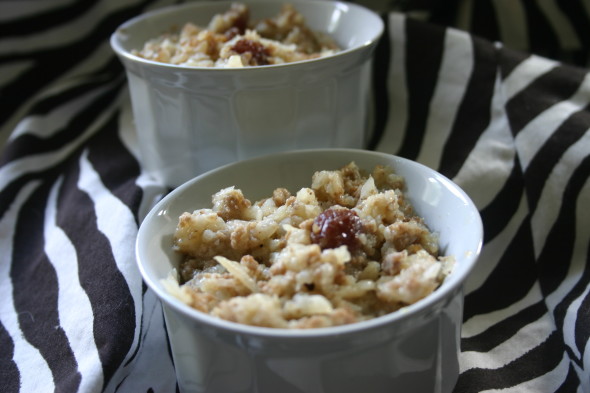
1, 1, 589, 392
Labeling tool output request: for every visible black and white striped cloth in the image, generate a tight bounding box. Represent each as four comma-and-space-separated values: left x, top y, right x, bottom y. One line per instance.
1, 1, 589, 392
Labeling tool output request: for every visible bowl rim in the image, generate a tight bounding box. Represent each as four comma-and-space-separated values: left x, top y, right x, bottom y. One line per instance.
136, 148, 484, 339
110, 0, 384, 72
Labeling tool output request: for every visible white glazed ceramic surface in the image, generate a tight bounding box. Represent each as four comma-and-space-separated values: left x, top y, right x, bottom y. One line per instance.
111, 1, 384, 187
136, 149, 484, 393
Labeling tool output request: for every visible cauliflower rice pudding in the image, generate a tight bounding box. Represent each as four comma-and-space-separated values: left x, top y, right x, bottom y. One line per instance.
164, 162, 455, 329
133, 2, 340, 68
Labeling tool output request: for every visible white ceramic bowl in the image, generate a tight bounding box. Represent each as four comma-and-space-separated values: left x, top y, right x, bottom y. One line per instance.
111, 0, 384, 187
136, 148, 483, 393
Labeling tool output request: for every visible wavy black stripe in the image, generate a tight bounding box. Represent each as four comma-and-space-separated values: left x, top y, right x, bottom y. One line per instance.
455, 331, 567, 392
557, 0, 590, 47
471, 0, 500, 43
0, 85, 132, 225
574, 281, 590, 361
557, 0, 590, 66
439, 35, 497, 179
0, 0, 158, 130
539, 154, 590, 363
555, 363, 584, 392
368, 13, 390, 150
522, 0, 561, 60
396, 17, 446, 160
536, 154, 590, 297
506, 63, 587, 136
0, 140, 88, 221
463, 218, 537, 321
0, 77, 125, 166
86, 109, 143, 224
426, 0, 461, 27
120, 287, 150, 369
0, 173, 40, 222
0, 321, 20, 393
461, 301, 547, 352
0, 2, 96, 36
11, 178, 81, 392
5, 70, 112, 119
121, 286, 155, 371
115, 296, 180, 393
112, 293, 160, 389
20, 55, 125, 117
56, 155, 136, 387
524, 104, 590, 212
478, 159, 525, 244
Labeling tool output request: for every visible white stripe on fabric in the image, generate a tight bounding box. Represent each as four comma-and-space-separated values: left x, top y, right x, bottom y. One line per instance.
0, 152, 74, 191
376, 12, 407, 155
492, 0, 529, 51
0, 181, 55, 393
453, 68, 515, 210
0, 86, 122, 190
464, 194, 528, 295
24, 59, 115, 104
462, 281, 545, 339
2, 60, 120, 151
536, 0, 581, 51
56, 42, 122, 89
0, 61, 34, 89
480, 353, 571, 393
9, 86, 112, 142
563, 283, 590, 361
77, 150, 143, 378
460, 311, 555, 372
417, 27, 473, 169
502, 55, 558, 101
44, 176, 104, 393
516, 73, 590, 171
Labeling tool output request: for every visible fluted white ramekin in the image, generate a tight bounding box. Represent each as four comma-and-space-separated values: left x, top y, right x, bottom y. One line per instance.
111, 1, 383, 187
136, 149, 484, 393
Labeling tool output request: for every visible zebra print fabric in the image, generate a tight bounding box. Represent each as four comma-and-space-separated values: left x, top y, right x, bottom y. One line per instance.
1, 1, 589, 392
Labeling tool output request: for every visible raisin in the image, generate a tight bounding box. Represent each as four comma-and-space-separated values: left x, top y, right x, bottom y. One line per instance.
311, 208, 363, 252
232, 39, 269, 65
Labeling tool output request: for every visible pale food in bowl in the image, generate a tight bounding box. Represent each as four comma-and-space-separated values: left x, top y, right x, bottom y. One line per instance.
133, 3, 340, 67
136, 149, 483, 393
166, 161, 455, 329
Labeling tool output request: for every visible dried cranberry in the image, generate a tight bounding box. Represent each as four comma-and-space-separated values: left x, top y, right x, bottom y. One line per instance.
232, 39, 269, 65
311, 208, 363, 252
